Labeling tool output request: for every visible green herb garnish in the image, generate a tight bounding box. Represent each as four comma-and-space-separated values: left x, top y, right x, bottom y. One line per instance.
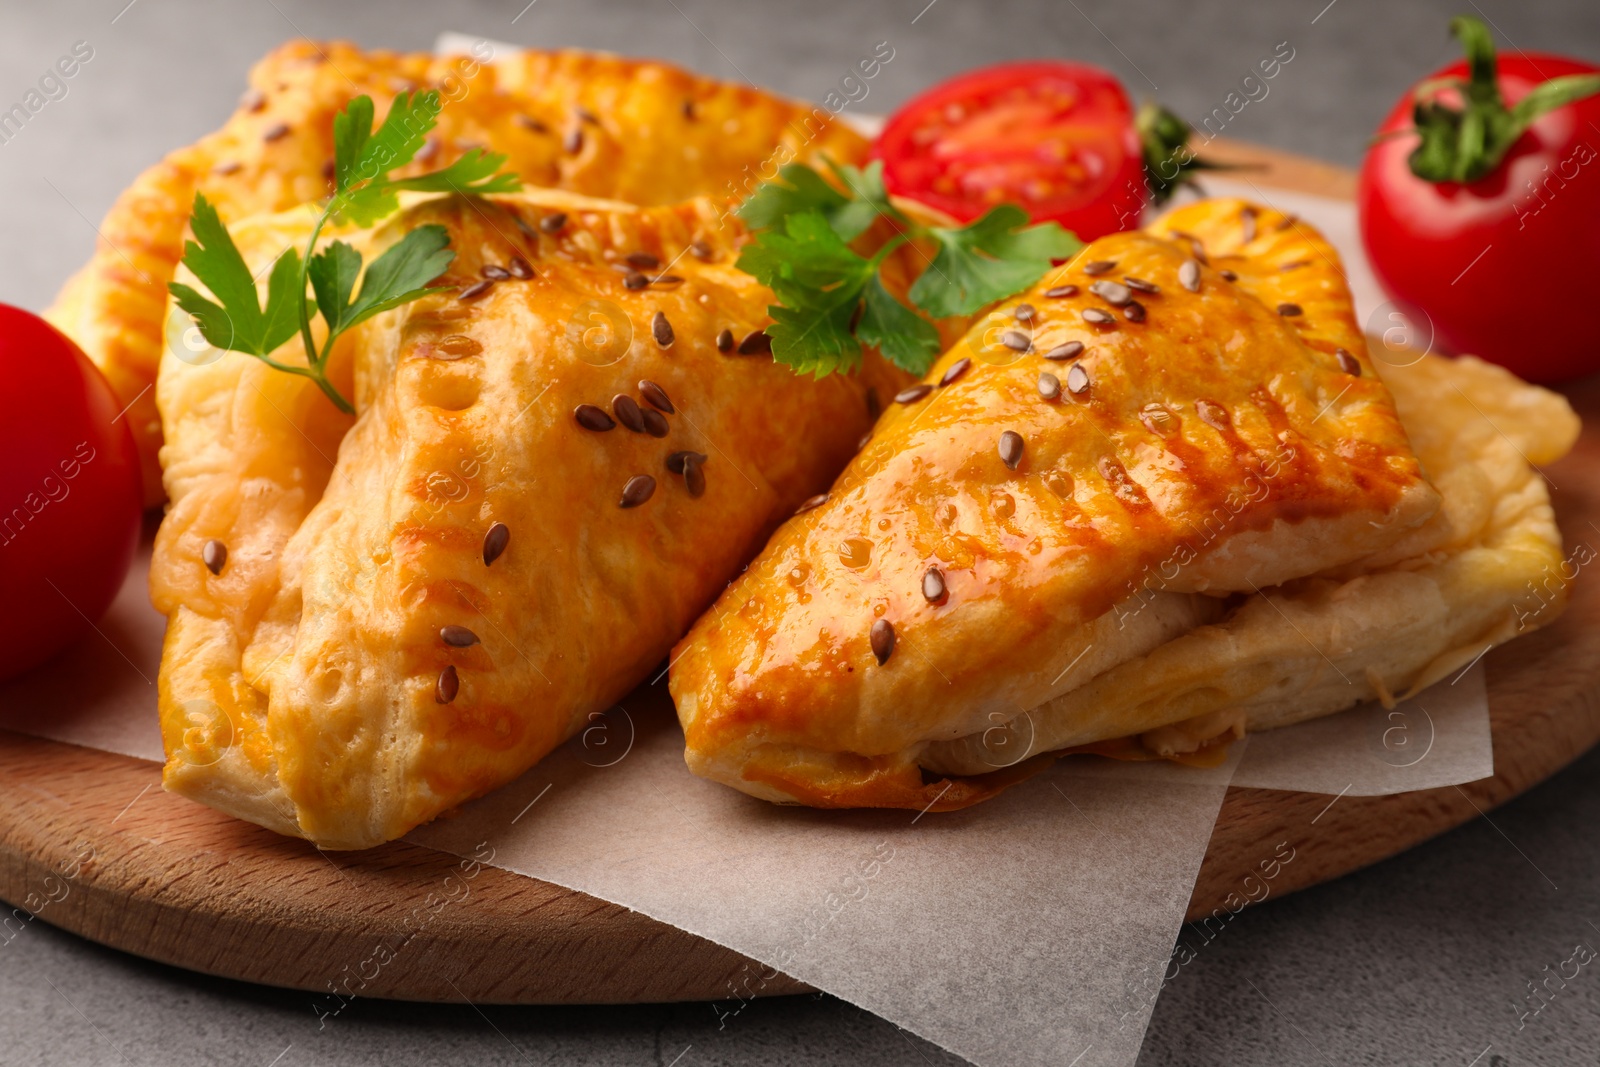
735, 160, 1081, 378
169, 91, 522, 412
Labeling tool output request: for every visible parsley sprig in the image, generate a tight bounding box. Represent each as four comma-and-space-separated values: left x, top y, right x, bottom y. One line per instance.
169, 91, 521, 413
734, 160, 1081, 377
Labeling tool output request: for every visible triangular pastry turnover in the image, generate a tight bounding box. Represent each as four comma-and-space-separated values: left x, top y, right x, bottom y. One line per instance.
668, 199, 1573, 810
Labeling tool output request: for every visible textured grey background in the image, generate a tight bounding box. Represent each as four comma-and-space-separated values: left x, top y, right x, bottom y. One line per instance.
2, 1, 1599, 1064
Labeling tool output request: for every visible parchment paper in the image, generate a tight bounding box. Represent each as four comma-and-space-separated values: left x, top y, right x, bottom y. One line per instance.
0, 55, 1497, 1065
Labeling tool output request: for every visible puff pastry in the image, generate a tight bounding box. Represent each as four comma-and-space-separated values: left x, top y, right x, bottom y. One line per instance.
669, 199, 1573, 810
47, 40, 866, 504
151, 189, 914, 849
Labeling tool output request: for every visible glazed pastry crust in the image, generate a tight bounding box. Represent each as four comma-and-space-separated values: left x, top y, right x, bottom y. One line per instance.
47, 39, 867, 504
151, 190, 907, 848
670, 199, 1451, 809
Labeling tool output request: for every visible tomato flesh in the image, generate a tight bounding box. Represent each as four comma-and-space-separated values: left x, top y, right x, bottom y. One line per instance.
0, 305, 143, 681
873, 61, 1145, 239
1359, 54, 1600, 383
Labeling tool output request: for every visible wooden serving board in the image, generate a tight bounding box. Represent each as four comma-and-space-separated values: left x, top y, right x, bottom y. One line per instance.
2, 141, 1597, 1005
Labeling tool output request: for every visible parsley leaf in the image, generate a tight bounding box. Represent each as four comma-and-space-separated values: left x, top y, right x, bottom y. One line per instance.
734, 163, 1080, 377
910, 205, 1082, 319
170, 92, 522, 414
168, 193, 301, 357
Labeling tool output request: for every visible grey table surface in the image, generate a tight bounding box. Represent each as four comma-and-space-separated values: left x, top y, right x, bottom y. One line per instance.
2, 0, 1598, 1064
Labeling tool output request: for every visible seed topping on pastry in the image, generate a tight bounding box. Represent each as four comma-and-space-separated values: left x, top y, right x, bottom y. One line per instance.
1124, 276, 1160, 294
998, 430, 1025, 470
458, 280, 493, 302
620, 475, 656, 508
435, 666, 459, 704
715, 328, 735, 353
508, 255, 535, 279
794, 493, 829, 515
1013, 303, 1036, 323
1044, 284, 1079, 298
1066, 363, 1091, 396
922, 567, 947, 604
651, 312, 675, 349
574, 404, 616, 431
1277, 302, 1303, 317
1038, 372, 1061, 401
1081, 308, 1115, 326
894, 384, 932, 404
1178, 259, 1201, 293
1124, 300, 1146, 323
262, 122, 291, 143
1336, 348, 1362, 376
482, 523, 510, 566
441, 626, 480, 648
641, 409, 669, 437
539, 212, 567, 234
939, 358, 972, 387
870, 619, 896, 665
1044, 341, 1084, 362
612, 394, 646, 433
1082, 259, 1117, 275
1089, 280, 1132, 306
625, 251, 661, 270
736, 330, 772, 355
639, 380, 674, 413
202, 539, 228, 575
1000, 330, 1032, 352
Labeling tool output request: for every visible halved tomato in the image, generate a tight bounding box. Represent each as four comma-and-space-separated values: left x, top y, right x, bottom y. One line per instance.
872, 61, 1145, 239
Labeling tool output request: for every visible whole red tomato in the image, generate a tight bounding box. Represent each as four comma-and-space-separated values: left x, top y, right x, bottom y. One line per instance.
1359, 17, 1600, 382
0, 304, 142, 680
872, 61, 1147, 239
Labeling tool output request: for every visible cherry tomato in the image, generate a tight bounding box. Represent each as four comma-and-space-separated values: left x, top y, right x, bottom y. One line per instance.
872, 61, 1145, 239
0, 304, 142, 681
1359, 46, 1600, 383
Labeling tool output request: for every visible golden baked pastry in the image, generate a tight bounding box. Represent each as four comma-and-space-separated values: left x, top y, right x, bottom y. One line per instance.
47, 40, 866, 505
151, 188, 912, 849
667, 199, 1573, 810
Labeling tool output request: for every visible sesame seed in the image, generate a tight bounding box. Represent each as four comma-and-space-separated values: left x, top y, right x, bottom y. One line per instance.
1179, 259, 1201, 293
1067, 363, 1090, 396
870, 619, 896, 665
435, 665, 459, 704
574, 105, 599, 125
689, 240, 714, 261
895, 383, 933, 404
508, 256, 535, 279
612, 394, 646, 433
1124, 300, 1146, 323
574, 404, 616, 431
625, 251, 662, 270
481, 265, 511, 280
1169, 230, 1208, 264
620, 474, 656, 508
263, 122, 291, 143
1082, 308, 1115, 326
1279, 260, 1311, 272
683, 458, 706, 497
650, 274, 685, 289
1277, 302, 1303, 317
483, 523, 510, 566
539, 212, 567, 234
682, 99, 697, 121
737, 330, 772, 355
213, 160, 242, 176
202, 539, 227, 575
922, 567, 947, 604
1083, 260, 1117, 275
1220, 269, 1239, 282
666, 450, 707, 474
641, 409, 669, 438
1124, 276, 1160, 294
651, 311, 675, 349
458, 280, 494, 302
1336, 348, 1362, 376
240, 88, 266, 112
1013, 303, 1037, 323
623, 271, 650, 291
639, 379, 674, 413
517, 115, 550, 133
939, 358, 972, 387
716, 328, 735, 353
441, 625, 480, 648
564, 127, 584, 154
1001, 330, 1032, 352
1090, 280, 1133, 306
1241, 206, 1259, 243
998, 430, 1025, 470
1038, 372, 1061, 400
795, 493, 829, 515
1044, 341, 1084, 361
1045, 285, 1080, 299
